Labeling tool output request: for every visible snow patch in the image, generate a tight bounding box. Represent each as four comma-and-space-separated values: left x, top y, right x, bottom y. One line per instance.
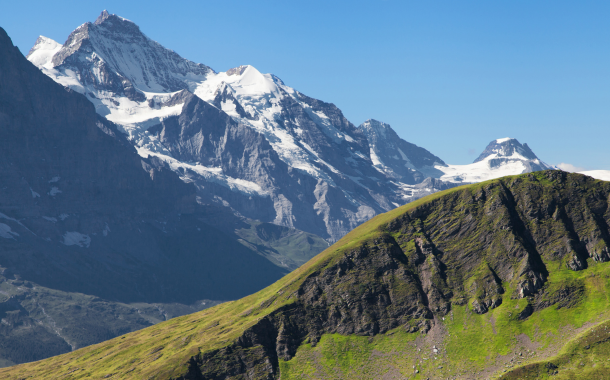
49, 187, 62, 196
369, 148, 383, 167
436, 160, 528, 183
48, 176, 60, 183
495, 137, 513, 143
137, 147, 268, 196
63, 232, 91, 248
105, 93, 185, 127
0, 223, 19, 239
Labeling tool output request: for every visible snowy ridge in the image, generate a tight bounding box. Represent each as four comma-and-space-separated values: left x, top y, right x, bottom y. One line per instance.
436, 159, 529, 183
193, 65, 337, 183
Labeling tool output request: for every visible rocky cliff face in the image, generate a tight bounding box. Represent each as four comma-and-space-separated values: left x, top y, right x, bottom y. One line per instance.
358, 119, 446, 183
179, 171, 610, 379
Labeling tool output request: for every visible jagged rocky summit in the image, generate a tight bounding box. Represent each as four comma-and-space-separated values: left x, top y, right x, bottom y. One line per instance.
3, 170, 610, 379
26, 11, 559, 243
357, 119, 446, 183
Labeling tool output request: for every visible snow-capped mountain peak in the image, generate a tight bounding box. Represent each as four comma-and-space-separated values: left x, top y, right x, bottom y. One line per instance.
474, 137, 539, 163
41, 10, 213, 101
95, 9, 109, 24
436, 138, 553, 183
359, 119, 391, 139
25, 36, 61, 68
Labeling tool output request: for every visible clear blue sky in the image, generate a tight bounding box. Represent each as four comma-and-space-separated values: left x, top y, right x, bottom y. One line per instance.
2, 1, 608, 169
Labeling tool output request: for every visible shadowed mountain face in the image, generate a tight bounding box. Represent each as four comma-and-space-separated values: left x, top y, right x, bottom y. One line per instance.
0, 26, 299, 365
0, 26, 286, 304
4, 171, 609, 379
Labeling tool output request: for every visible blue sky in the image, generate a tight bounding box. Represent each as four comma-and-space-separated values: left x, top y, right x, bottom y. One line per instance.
2, 1, 608, 169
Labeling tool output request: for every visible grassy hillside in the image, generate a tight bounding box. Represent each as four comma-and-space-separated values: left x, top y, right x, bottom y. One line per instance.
279, 259, 610, 379
2, 171, 610, 379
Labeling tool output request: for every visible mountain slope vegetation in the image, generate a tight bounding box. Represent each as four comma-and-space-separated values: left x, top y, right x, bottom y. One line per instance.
2, 170, 610, 379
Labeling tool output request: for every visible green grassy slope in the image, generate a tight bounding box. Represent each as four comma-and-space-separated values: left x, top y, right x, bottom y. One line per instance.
2, 171, 610, 380
279, 259, 610, 379
500, 318, 610, 379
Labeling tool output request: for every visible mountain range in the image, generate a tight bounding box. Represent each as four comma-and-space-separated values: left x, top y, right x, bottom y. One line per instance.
0, 9, 609, 371
26, 10, 563, 243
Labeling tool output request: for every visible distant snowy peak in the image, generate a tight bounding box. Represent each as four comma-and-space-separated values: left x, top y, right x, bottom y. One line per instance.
436, 138, 553, 184
26, 36, 61, 68
474, 137, 539, 163
358, 119, 445, 184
